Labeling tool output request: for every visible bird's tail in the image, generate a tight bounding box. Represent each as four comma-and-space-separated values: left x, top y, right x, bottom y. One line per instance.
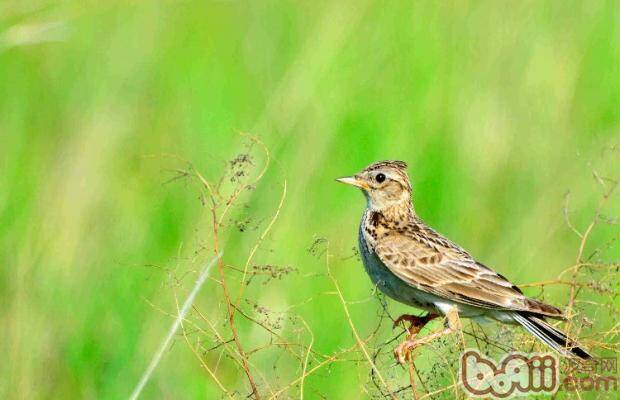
513, 312, 591, 359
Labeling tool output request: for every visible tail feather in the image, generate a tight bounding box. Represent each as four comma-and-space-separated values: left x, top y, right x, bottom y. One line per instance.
513, 313, 591, 359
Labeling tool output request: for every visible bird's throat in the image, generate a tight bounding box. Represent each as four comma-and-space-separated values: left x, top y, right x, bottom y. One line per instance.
368, 201, 415, 226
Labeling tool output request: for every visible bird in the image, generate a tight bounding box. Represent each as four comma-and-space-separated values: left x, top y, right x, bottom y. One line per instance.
336, 160, 591, 363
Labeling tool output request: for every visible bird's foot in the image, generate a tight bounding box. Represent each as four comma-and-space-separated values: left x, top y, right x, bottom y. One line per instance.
393, 313, 439, 334
394, 338, 418, 364
393, 327, 453, 364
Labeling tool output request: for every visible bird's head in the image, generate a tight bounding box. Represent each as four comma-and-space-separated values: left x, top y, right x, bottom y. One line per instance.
336, 160, 413, 211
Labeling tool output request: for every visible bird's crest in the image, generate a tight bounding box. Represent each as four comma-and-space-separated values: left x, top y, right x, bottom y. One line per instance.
363, 160, 408, 172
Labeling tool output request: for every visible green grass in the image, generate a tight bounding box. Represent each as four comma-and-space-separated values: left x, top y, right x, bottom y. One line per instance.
1, 1, 619, 398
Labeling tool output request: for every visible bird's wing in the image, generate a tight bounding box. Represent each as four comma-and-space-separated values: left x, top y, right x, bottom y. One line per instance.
372, 227, 563, 318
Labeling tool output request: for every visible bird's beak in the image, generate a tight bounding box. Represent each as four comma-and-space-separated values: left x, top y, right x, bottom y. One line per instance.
335, 175, 369, 190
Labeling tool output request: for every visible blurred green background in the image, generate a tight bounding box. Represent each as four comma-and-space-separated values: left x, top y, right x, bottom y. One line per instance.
1, 0, 619, 398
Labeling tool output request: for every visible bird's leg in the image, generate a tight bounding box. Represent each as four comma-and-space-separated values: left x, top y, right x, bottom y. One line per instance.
394, 309, 461, 364
448, 308, 466, 350
393, 313, 439, 335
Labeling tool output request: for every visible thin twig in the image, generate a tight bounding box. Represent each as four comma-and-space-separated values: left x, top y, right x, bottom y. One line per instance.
129, 253, 222, 400
232, 180, 287, 314
325, 244, 397, 400
299, 318, 315, 400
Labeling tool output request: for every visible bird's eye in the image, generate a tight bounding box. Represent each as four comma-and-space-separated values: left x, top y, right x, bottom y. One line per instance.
375, 173, 386, 183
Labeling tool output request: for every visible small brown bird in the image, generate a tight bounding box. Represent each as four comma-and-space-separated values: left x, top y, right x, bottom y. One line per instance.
337, 160, 590, 363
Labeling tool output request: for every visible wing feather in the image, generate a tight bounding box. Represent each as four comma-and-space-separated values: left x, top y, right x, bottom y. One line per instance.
373, 230, 563, 318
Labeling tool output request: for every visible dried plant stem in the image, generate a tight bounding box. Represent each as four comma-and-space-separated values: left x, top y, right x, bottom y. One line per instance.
231, 303, 314, 362
180, 142, 271, 398
176, 296, 233, 399
142, 297, 235, 395
233, 179, 287, 313
325, 247, 397, 400
210, 206, 261, 399
192, 163, 262, 398
407, 361, 419, 400
299, 318, 314, 400
267, 344, 359, 400
190, 304, 254, 376
129, 253, 222, 400
218, 135, 270, 223
565, 179, 618, 338
419, 382, 459, 400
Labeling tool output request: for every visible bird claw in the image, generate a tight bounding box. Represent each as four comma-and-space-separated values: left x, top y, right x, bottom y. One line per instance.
393, 313, 443, 364
394, 338, 419, 364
